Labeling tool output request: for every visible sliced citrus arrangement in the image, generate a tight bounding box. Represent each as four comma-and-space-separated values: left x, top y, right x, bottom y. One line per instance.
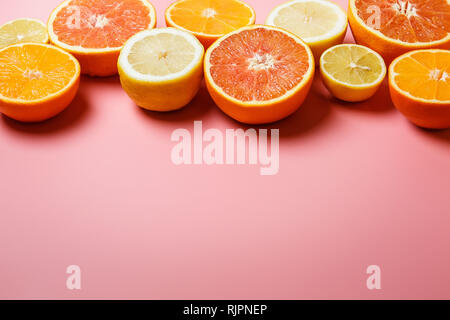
205, 25, 315, 124
389, 49, 450, 129
118, 28, 204, 111
165, 0, 256, 48
266, 0, 348, 64
320, 44, 386, 102
48, 0, 156, 77
349, 0, 450, 64
0, 18, 49, 49
0, 43, 80, 122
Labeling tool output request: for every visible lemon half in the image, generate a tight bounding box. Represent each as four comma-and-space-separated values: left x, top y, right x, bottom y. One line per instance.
118, 28, 205, 112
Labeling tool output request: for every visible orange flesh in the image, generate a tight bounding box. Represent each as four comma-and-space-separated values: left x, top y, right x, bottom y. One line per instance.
52, 0, 151, 49
355, 0, 450, 42
392, 50, 450, 100
0, 44, 77, 100
209, 28, 310, 102
168, 0, 254, 35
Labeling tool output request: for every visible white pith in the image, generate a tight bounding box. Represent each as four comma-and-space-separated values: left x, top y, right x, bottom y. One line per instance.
202, 8, 217, 18
392, 1, 418, 19
248, 53, 275, 71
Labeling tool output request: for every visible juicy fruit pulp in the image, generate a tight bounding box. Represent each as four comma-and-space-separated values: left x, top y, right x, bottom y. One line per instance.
320, 44, 386, 102
266, 0, 348, 62
0, 43, 80, 122
127, 32, 198, 77
166, 0, 256, 47
389, 49, 450, 129
205, 25, 314, 124
322, 45, 384, 85
0, 19, 48, 49
48, 0, 156, 76
0, 44, 77, 100
355, 0, 450, 43
391, 50, 450, 101
209, 27, 310, 102
51, 0, 153, 49
118, 28, 204, 111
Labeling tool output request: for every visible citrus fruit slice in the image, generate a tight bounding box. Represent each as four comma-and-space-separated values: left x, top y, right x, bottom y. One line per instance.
349, 0, 450, 64
389, 49, 450, 129
320, 44, 386, 102
48, 0, 156, 77
204, 25, 315, 124
165, 0, 256, 48
0, 18, 49, 49
0, 43, 80, 122
118, 28, 204, 112
266, 0, 348, 64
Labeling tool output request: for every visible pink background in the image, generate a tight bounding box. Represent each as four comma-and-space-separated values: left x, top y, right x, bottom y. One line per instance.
1, 0, 450, 300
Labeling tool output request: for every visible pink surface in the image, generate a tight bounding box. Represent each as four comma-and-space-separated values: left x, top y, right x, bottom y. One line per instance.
1, 0, 450, 300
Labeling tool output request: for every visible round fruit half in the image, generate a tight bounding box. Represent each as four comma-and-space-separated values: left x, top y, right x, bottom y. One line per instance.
0, 43, 80, 122
0, 18, 49, 49
348, 0, 450, 64
165, 0, 256, 48
204, 25, 315, 124
118, 28, 204, 112
320, 44, 386, 102
266, 0, 348, 63
48, 0, 157, 76
389, 49, 450, 129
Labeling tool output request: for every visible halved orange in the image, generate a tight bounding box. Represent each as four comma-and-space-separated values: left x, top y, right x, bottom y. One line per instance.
389, 49, 450, 129
349, 0, 450, 64
0, 43, 80, 122
165, 0, 256, 48
205, 25, 315, 124
48, 0, 156, 76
